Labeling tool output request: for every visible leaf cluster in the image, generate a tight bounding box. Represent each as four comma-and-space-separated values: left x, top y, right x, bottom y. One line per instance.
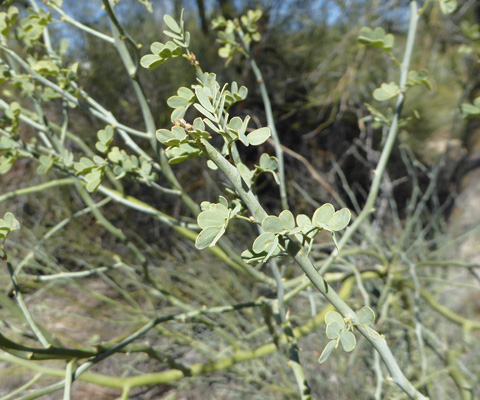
319, 307, 377, 364
241, 204, 351, 264
140, 14, 189, 70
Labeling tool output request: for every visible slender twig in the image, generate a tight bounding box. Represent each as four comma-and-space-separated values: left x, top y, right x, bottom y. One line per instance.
235, 31, 288, 210
49, 2, 115, 43
0, 280, 353, 391
102, 0, 200, 215
0, 373, 42, 400
319, 1, 420, 275
4, 259, 50, 347
63, 359, 75, 400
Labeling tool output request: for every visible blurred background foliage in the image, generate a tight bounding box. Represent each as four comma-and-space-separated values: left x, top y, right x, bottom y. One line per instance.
1, 0, 480, 399
41, 0, 478, 216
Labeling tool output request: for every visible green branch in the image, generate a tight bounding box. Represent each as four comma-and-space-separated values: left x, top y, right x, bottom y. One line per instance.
0, 278, 353, 390
319, 1, 420, 275
200, 135, 427, 399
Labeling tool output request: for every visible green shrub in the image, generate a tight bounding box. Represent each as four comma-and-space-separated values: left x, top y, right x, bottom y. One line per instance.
0, 1, 478, 399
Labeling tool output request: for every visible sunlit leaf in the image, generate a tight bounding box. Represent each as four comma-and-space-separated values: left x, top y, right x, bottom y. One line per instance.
198, 211, 225, 229
196, 87, 215, 114
313, 203, 335, 228
340, 330, 356, 352
164, 14, 181, 33
358, 306, 376, 327
439, 0, 457, 14
318, 340, 337, 364
196, 226, 222, 250
373, 82, 400, 101
327, 208, 351, 231
325, 311, 345, 329
326, 321, 342, 339
252, 232, 277, 253
247, 127, 270, 146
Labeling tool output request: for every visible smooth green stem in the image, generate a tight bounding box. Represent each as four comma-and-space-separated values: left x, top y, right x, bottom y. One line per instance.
408, 282, 480, 332
0, 373, 42, 400
446, 351, 474, 400
5, 260, 50, 348
248, 55, 288, 210
319, 1, 419, 275
0, 279, 353, 390
22, 263, 128, 282
63, 359, 75, 400
120, 385, 131, 400
403, 254, 428, 387
76, 183, 148, 268
16, 379, 66, 400
0, 178, 74, 202
374, 351, 384, 400
49, 3, 115, 43
237, 30, 287, 209
103, 0, 200, 215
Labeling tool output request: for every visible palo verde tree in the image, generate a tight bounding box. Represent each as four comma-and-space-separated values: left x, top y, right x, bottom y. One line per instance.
0, 0, 479, 399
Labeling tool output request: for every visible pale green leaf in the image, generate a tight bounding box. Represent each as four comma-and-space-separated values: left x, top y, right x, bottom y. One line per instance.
259, 153, 278, 170
97, 126, 114, 144
140, 54, 164, 70
325, 311, 345, 329
326, 208, 351, 231
279, 210, 295, 230
164, 14, 181, 33
326, 321, 342, 340
340, 330, 356, 352
178, 87, 195, 100
439, 0, 457, 14
198, 211, 225, 229
313, 203, 335, 227
358, 306, 376, 327
247, 127, 270, 146
193, 117, 205, 131
171, 106, 187, 121
195, 226, 222, 250
194, 103, 217, 122
196, 87, 215, 113
318, 340, 337, 364
296, 214, 312, 227
262, 216, 284, 233
3, 212, 20, 231
373, 82, 400, 101
252, 232, 277, 253
167, 96, 190, 108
